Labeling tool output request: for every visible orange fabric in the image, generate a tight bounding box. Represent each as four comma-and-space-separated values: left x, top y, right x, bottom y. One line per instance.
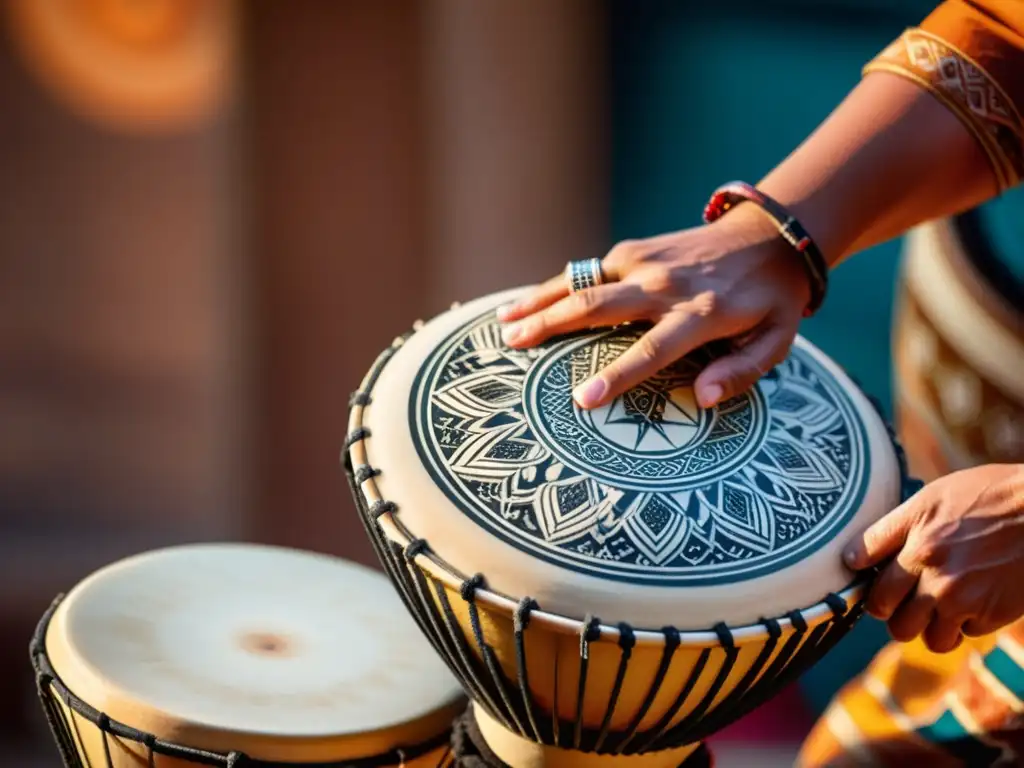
798, 626, 1024, 766
799, 8, 1024, 763
864, 1, 1024, 190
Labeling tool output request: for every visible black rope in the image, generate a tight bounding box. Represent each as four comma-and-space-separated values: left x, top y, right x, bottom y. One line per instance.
573, 616, 602, 749
353, 465, 381, 484
459, 574, 485, 602
695, 615, 784, 737
636, 644, 711, 753
349, 391, 372, 407
512, 598, 543, 743
462, 576, 526, 737
401, 559, 488, 709
787, 609, 809, 634
404, 538, 429, 559
344, 462, 451, 679
824, 592, 848, 617
369, 499, 397, 519
593, 623, 635, 752
655, 623, 739, 749
344, 427, 371, 450
614, 625, 680, 754
431, 577, 510, 730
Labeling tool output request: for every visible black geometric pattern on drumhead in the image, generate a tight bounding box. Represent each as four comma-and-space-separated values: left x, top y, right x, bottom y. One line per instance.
344, 327, 921, 760
411, 315, 870, 585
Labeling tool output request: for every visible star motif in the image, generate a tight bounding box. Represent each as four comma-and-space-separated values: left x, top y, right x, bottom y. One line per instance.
603, 381, 702, 451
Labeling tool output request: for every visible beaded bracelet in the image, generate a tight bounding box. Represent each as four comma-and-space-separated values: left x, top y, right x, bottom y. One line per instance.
702, 181, 829, 318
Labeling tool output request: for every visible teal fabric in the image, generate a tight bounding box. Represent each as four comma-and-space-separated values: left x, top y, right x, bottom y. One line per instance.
609, 0, 936, 715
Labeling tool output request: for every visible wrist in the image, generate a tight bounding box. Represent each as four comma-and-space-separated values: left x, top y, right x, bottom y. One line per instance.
755, 177, 848, 269
704, 200, 786, 249
703, 201, 814, 311
703, 185, 827, 316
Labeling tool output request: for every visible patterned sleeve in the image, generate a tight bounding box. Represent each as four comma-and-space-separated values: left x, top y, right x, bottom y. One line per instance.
864, 0, 1024, 191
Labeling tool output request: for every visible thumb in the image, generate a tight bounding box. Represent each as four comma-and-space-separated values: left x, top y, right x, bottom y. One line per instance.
844, 501, 916, 571
694, 323, 795, 408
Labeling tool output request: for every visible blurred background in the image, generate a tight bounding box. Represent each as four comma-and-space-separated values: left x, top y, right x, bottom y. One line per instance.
2, 1, 1022, 766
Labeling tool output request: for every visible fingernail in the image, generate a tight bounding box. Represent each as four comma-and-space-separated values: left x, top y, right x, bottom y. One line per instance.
573, 378, 607, 408
501, 323, 523, 345
496, 304, 515, 321
700, 384, 723, 408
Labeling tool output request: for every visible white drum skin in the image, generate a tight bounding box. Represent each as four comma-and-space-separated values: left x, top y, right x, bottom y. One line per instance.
362, 288, 901, 629
35, 543, 465, 767
347, 288, 910, 767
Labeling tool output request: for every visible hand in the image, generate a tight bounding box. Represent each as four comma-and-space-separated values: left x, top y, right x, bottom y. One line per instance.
496, 204, 812, 410
844, 463, 1024, 653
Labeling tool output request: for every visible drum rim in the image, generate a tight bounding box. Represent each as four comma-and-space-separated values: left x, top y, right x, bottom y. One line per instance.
345, 310, 919, 649
30, 592, 461, 767
952, 209, 1024, 332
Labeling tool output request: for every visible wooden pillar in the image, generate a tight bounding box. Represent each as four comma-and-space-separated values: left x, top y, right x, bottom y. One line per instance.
243, 0, 430, 565
0, 0, 242, 747
421, 0, 609, 309
245, 0, 609, 563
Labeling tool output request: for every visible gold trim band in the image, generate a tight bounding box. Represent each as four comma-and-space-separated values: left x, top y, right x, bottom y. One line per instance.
864, 28, 1024, 191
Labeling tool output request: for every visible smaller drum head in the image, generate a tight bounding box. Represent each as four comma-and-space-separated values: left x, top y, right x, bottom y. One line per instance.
360, 289, 903, 629
43, 543, 464, 762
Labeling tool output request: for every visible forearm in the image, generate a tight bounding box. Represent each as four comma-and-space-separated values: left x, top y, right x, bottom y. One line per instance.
754, 0, 1024, 267
758, 73, 997, 266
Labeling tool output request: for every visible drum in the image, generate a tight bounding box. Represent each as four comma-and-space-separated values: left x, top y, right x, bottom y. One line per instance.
344, 289, 918, 766
894, 202, 1024, 483
30, 543, 466, 767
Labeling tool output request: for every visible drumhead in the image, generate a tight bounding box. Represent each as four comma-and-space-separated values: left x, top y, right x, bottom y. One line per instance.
360, 289, 902, 629
44, 543, 464, 753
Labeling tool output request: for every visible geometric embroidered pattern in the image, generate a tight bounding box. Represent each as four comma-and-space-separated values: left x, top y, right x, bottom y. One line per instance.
411, 312, 871, 586
865, 28, 1024, 191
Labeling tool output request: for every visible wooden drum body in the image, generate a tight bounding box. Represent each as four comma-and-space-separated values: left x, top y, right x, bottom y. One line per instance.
345, 290, 917, 766
31, 543, 465, 767
894, 210, 1024, 482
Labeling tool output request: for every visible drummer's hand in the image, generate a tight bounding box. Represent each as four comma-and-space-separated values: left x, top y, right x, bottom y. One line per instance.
496, 204, 812, 410
845, 463, 1024, 654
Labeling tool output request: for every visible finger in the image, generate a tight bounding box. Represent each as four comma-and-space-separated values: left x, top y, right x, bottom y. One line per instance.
843, 500, 917, 571
572, 313, 714, 410
864, 555, 920, 621
496, 275, 569, 323
886, 586, 935, 642
501, 282, 649, 349
923, 614, 965, 654
962, 617, 1000, 638
692, 321, 796, 408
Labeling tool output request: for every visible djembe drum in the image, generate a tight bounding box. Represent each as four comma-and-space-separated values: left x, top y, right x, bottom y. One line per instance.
894, 203, 1024, 483
344, 289, 917, 767
31, 543, 466, 767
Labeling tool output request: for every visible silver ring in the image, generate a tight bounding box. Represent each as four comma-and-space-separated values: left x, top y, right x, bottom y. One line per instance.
565, 258, 606, 294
